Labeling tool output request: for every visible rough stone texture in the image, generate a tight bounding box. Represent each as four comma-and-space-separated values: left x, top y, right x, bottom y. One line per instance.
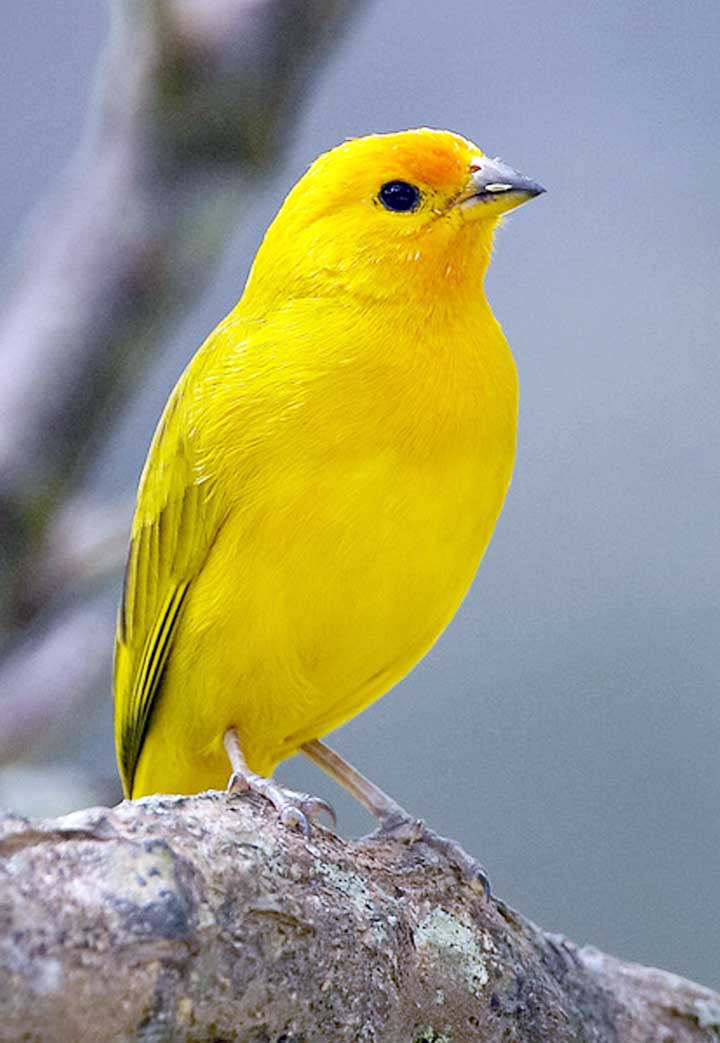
0, 792, 718, 1042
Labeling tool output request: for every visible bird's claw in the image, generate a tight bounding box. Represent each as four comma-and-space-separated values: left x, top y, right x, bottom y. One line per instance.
416, 825, 491, 897
426, 830, 491, 897
301, 795, 338, 830
226, 770, 336, 838
279, 794, 336, 836
226, 771, 250, 795
364, 811, 491, 898
279, 803, 312, 838
369, 809, 425, 843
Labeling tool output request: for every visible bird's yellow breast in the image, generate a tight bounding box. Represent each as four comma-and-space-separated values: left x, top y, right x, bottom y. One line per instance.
131, 293, 517, 795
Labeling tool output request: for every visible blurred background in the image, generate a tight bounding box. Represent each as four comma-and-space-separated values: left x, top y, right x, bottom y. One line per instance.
0, 0, 717, 991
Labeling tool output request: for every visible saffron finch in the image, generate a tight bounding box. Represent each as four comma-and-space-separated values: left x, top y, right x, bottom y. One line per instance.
114, 128, 543, 885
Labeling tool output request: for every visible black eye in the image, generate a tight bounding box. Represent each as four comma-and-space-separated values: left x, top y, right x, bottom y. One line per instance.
378, 180, 421, 213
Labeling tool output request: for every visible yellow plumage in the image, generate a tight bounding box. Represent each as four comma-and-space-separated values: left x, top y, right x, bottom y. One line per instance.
114, 128, 542, 800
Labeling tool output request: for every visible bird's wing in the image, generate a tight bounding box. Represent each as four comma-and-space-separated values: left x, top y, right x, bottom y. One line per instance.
113, 365, 225, 798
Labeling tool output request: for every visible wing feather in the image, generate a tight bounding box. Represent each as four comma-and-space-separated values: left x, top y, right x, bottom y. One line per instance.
114, 368, 225, 798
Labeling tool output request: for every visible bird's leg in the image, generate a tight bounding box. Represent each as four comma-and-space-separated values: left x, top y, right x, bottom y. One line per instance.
302, 738, 490, 896
223, 728, 336, 838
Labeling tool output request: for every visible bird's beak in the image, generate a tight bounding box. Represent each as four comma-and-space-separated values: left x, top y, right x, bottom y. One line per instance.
455, 155, 545, 216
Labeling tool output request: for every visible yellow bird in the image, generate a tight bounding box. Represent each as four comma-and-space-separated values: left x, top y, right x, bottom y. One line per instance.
114, 128, 543, 885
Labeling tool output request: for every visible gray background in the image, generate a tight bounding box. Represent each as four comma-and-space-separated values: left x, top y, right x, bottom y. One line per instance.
2, 1, 718, 989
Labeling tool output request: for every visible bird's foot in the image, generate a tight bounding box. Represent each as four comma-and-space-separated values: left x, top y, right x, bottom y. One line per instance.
227, 770, 336, 839
365, 809, 491, 897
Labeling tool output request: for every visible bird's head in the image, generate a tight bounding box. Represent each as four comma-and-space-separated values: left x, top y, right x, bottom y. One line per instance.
245, 128, 544, 309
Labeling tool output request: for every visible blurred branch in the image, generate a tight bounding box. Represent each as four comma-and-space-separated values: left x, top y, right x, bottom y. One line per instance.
0, 496, 125, 768
0, 0, 361, 636
0, 595, 115, 764
23, 496, 132, 608
1, 792, 718, 1041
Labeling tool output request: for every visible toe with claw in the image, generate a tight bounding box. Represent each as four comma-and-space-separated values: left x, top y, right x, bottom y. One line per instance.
223, 728, 336, 836
226, 771, 336, 836
365, 811, 491, 897
277, 794, 337, 837
419, 824, 491, 897
301, 737, 491, 895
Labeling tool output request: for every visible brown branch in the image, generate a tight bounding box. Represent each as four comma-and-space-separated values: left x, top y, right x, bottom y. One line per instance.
1, 792, 717, 1042
0, 0, 361, 635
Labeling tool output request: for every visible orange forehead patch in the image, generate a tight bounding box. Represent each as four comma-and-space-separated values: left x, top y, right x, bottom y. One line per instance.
314, 128, 481, 194
380, 128, 477, 189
